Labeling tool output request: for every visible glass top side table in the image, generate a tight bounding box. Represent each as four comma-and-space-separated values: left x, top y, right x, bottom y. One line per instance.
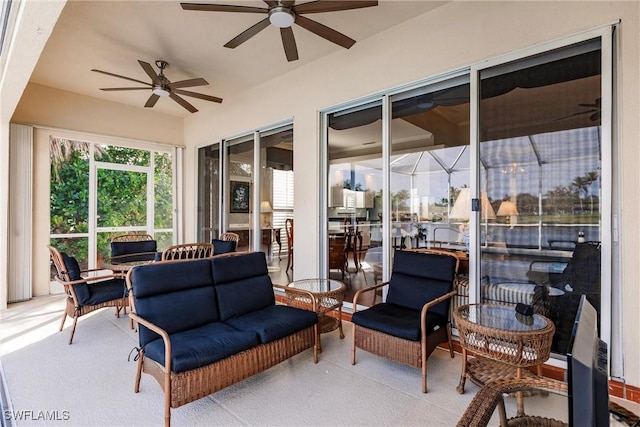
454, 303, 555, 418
286, 279, 346, 344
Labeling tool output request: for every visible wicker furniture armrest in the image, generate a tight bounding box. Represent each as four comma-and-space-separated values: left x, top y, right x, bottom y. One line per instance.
272, 284, 317, 312
456, 376, 568, 427
352, 281, 389, 310
129, 312, 173, 373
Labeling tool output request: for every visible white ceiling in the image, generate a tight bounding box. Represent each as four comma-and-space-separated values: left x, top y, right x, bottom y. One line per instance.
30, 1, 445, 117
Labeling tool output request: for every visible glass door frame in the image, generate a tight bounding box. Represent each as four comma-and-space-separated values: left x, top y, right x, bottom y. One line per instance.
469, 26, 614, 353
320, 69, 471, 307
320, 26, 616, 360
214, 120, 294, 253
89, 145, 178, 269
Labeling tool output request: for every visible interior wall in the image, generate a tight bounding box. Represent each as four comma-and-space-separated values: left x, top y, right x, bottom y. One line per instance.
181, 1, 640, 385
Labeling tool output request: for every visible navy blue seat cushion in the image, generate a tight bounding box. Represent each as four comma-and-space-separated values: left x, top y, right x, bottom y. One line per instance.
129, 259, 218, 346
83, 278, 126, 306
110, 240, 157, 258
385, 251, 456, 317
144, 322, 259, 373
212, 239, 236, 255
351, 303, 447, 341
224, 305, 317, 344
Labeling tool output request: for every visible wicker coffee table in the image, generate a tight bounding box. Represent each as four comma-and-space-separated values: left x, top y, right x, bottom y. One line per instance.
454, 304, 555, 420
285, 279, 345, 348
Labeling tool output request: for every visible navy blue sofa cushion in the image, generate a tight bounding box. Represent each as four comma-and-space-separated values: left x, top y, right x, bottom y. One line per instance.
215, 276, 275, 321
385, 251, 456, 318
211, 252, 276, 321
130, 259, 218, 346
212, 239, 236, 255
351, 303, 447, 341
224, 305, 317, 344
211, 251, 268, 284
144, 322, 259, 373
111, 240, 157, 258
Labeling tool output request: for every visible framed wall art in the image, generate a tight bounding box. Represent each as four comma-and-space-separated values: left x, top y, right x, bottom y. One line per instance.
230, 181, 250, 213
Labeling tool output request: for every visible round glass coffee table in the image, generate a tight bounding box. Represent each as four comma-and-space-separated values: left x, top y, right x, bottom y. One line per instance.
285, 279, 346, 343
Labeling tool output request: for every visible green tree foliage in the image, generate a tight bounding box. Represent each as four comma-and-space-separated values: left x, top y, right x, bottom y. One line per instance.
50, 140, 173, 263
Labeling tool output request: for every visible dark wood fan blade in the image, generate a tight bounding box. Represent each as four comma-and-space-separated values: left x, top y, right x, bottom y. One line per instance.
590, 111, 601, 122
169, 78, 209, 89
138, 61, 161, 85
145, 94, 160, 108
280, 1, 295, 6
224, 18, 271, 48
295, 15, 355, 49
181, 3, 268, 13
295, 0, 377, 14
281, 27, 299, 62
554, 109, 597, 121
174, 89, 223, 103
99, 87, 150, 91
91, 69, 151, 86
263, 0, 278, 6
170, 92, 198, 113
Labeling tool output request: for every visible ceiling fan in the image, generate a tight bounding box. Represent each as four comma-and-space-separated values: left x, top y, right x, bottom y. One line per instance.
91, 60, 223, 113
556, 97, 601, 122
181, 0, 378, 62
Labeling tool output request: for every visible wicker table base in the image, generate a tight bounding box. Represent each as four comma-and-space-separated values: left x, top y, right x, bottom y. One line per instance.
284, 279, 346, 350
454, 304, 555, 421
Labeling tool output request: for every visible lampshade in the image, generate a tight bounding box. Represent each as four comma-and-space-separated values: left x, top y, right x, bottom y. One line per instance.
497, 200, 519, 216
449, 188, 471, 220
260, 201, 273, 213
449, 188, 496, 221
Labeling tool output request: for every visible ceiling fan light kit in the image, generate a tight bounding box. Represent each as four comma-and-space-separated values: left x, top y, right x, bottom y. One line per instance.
181, 0, 379, 62
269, 7, 295, 28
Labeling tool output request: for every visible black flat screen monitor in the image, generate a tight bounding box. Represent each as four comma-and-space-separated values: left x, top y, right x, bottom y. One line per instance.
566, 295, 609, 427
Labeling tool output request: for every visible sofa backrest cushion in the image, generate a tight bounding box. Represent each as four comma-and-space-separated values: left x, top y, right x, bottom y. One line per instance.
212, 239, 237, 255
211, 252, 275, 320
386, 251, 456, 317
129, 259, 217, 346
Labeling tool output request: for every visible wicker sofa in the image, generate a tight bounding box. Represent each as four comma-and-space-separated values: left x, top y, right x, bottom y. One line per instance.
126, 251, 319, 427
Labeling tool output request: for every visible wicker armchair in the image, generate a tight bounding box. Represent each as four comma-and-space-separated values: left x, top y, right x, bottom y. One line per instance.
111, 233, 154, 242
351, 250, 458, 393
220, 232, 240, 244
48, 245, 127, 344
161, 243, 214, 261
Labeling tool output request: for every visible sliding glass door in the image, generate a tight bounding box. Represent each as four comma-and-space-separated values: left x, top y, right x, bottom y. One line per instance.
478, 38, 606, 355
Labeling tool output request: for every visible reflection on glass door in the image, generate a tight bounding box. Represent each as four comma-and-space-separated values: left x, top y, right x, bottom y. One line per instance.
259, 126, 293, 267
390, 77, 471, 255
226, 135, 254, 252
327, 101, 383, 306
198, 143, 220, 243
478, 39, 603, 355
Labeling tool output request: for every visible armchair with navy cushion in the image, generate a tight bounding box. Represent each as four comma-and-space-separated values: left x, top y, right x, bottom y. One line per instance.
351, 250, 458, 393
48, 245, 127, 344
